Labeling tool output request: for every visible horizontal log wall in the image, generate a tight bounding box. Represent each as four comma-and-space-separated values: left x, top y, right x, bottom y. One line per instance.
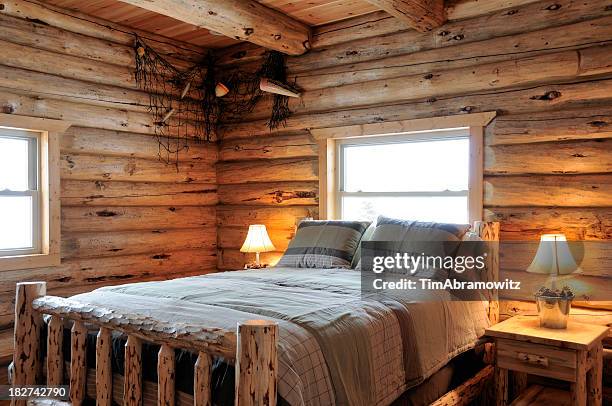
0, 0, 216, 366
216, 0, 612, 288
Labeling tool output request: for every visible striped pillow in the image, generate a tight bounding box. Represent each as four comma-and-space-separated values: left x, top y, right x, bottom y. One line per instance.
351, 221, 377, 268
372, 216, 470, 245
277, 220, 370, 268
360, 216, 471, 276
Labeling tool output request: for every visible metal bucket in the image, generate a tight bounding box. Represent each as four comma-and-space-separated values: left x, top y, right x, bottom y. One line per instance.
535, 295, 572, 329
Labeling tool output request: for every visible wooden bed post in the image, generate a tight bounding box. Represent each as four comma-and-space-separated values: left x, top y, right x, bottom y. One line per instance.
12, 282, 46, 406
235, 320, 278, 406
474, 221, 500, 326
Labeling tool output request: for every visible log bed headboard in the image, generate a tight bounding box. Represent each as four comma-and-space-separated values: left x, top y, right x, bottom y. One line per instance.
10, 221, 500, 406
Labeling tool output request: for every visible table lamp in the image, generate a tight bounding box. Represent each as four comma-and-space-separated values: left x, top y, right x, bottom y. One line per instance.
527, 233, 579, 328
240, 224, 275, 268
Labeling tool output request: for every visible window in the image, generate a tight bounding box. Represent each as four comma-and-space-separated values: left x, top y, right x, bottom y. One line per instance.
0, 114, 69, 271
0, 128, 40, 255
314, 112, 495, 225
337, 131, 470, 223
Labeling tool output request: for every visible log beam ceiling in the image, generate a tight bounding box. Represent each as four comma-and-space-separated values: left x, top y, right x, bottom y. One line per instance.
115, 0, 450, 54
115, 0, 312, 55
363, 0, 446, 32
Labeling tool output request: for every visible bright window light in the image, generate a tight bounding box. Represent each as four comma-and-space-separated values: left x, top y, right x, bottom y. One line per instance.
0, 196, 34, 250
338, 133, 470, 223
0, 137, 30, 191
0, 128, 40, 255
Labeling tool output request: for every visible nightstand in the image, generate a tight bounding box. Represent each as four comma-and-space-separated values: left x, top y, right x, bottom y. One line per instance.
485, 315, 609, 406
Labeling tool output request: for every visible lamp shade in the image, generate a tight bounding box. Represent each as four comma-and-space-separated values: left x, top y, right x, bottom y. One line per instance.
526, 234, 579, 275
240, 225, 275, 253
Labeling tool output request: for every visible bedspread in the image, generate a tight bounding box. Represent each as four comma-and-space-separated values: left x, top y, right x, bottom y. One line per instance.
70, 267, 489, 406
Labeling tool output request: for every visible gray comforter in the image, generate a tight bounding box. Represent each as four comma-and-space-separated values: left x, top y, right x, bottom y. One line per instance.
71, 267, 489, 406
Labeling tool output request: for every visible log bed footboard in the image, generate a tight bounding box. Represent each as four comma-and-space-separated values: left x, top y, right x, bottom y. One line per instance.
11, 282, 277, 406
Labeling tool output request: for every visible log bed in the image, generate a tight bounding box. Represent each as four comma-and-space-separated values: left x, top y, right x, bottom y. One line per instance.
10, 221, 499, 406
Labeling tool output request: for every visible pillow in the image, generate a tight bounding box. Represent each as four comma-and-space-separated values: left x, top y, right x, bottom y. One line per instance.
372, 216, 470, 252
360, 216, 471, 276
277, 220, 370, 268
351, 221, 377, 268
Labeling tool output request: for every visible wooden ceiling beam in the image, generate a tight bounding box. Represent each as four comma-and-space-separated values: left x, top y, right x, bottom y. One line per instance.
115, 0, 312, 55
364, 0, 446, 32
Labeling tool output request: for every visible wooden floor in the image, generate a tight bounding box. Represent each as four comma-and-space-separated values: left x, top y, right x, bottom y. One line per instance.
511, 385, 570, 406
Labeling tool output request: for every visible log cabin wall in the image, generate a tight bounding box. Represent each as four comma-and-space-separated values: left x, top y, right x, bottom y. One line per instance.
0, 1, 218, 367
215, 0, 612, 287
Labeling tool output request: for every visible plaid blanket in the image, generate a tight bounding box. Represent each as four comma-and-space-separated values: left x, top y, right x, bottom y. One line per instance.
70, 267, 489, 405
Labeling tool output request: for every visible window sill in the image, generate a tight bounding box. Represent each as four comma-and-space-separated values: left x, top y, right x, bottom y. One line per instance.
0, 253, 60, 272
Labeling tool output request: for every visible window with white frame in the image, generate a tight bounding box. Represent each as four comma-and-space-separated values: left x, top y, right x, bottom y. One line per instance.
336, 129, 472, 224
0, 128, 41, 256
0, 114, 68, 271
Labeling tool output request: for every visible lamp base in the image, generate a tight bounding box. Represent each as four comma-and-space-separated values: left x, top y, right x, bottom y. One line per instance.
535, 295, 572, 329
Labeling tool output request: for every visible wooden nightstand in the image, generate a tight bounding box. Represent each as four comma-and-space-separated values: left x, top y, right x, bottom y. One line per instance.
485, 315, 609, 406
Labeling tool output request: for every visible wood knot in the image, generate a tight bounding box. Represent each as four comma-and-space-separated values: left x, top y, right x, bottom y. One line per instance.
437, 30, 450, 36
2, 104, 15, 114
530, 90, 561, 100
571, 153, 586, 158
208, 10, 217, 15
545, 3, 561, 10
345, 50, 358, 56
152, 254, 171, 260
450, 34, 464, 41
168, 207, 177, 212
506, 9, 518, 15
243, 27, 254, 36
426, 97, 437, 103
273, 191, 284, 203
423, 73, 434, 80
0, 4, 4, 10
588, 120, 609, 128
460, 106, 474, 113
65, 155, 76, 169
296, 191, 317, 199
274, 34, 282, 40
96, 210, 118, 217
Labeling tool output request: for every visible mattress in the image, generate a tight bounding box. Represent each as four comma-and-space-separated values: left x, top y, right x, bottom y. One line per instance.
67, 267, 490, 406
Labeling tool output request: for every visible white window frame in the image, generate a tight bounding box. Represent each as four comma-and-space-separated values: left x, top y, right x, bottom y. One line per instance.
312, 112, 496, 225
0, 114, 71, 271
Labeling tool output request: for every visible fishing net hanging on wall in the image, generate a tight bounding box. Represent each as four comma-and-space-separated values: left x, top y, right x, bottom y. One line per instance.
134, 36, 217, 167
133, 35, 297, 168
220, 51, 296, 130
